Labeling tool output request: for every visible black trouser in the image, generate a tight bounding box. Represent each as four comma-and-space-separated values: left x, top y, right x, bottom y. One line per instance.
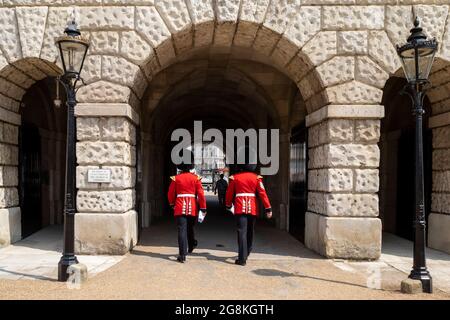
176, 216, 196, 257
235, 214, 255, 262
218, 192, 226, 207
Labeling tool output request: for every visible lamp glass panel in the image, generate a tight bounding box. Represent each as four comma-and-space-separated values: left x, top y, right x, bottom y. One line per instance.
399, 53, 416, 83
417, 48, 436, 81
59, 40, 87, 74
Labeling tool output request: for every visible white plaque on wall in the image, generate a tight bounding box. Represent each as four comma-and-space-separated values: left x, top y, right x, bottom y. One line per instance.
87, 169, 112, 183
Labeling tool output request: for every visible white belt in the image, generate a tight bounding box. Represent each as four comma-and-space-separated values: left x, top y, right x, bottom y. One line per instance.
236, 193, 255, 197
177, 194, 196, 198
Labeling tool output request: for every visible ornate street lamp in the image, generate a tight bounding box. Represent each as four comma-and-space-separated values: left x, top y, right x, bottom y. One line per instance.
396, 17, 437, 293
55, 19, 90, 282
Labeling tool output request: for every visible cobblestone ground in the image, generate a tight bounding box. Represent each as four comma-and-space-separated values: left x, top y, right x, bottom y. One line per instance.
1, 197, 449, 300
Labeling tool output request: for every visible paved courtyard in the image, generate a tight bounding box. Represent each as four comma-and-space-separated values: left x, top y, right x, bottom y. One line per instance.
0, 196, 449, 300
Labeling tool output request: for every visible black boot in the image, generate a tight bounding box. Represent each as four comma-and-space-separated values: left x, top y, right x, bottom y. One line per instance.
235, 259, 246, 266
188, 240, 198, 253
177, 255, 186, 263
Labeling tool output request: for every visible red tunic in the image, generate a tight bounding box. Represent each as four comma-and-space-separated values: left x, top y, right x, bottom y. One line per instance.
167, 172, 206, 217
225, 172, 271, 216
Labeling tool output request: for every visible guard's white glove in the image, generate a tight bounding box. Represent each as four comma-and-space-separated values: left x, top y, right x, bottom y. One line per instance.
226, 205, 235, 215
198, 210, 207, 223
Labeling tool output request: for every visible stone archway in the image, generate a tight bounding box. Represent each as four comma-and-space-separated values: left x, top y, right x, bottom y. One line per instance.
2, 1, 449, 259
0, 57, 62, 246
71, 3, 389, 259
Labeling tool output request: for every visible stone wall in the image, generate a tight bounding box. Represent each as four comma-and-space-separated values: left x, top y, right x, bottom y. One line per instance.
428, 112, 450, 254
75, 103, 138, 255
305, 105, 384, 259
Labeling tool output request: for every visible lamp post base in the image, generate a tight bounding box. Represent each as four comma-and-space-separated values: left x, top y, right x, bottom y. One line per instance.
409, 268, 432, 293
58, 255, 79, 281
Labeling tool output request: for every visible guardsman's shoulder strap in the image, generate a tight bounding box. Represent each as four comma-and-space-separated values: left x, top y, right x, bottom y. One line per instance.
170, 176, 176, 181
257, 175, 263, 179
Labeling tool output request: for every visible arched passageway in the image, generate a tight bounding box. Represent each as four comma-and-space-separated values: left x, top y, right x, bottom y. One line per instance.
19, 78, 67, 238
138, 47, 304, 238
379, 77, 433, 241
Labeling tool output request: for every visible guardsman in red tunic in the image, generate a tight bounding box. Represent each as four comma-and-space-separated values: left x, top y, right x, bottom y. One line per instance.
168, 157, 207, 263
225, 163, 272, 266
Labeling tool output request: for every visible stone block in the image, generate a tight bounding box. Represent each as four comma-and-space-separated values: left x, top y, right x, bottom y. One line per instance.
120, 31, 153, 64
368, 31, 401, 74
0, 143, 18, 165
355, 119, 380, 143
39, 7, 74, 61
308, 192, 378, 217
12, 59, 46, 82
77, 166, 135, 190
156, 0, 192, 33
322, 6, 384, 30
433, 149, 450, 170
401, 278, 423, 294
0, 187, 19, 208
0, 122, 18, 145
308, 169, 353, 192
0, 77, 25, 101
283, 6, 321, 49
77, 81, 131, 104
331, 143, 380, 167
16, 6, 48, 58
302, 31, 337, 67
442, 9, 450, 61
186, 0, 215, 26
305, 212, 381, 260
0, 8, 22, 62
89, 31, 120, 55
355, 169, 379, 193
337, 31, 368, 55
305, 104, 384, 128
326, 81, 383, 105
431, 193, 450, 214
0, 94, 20, 114
385, 5, 413, 48
77, 189, 135, 213
355, 56, 389, 89
433, 126, 450, 149
79, 6, 135, 30
135, 6, 173, 48
75, 211, 138, 255
76, 141, 135, 166
77, 118, 101, 141
414, 5, 448, 43
101, 117, 136, 144
325, 119, 354, 143
428, 213, 450, 255
262, 0, 299, 34
433, 171, 450, 192
316, 56, 354, 87
101, 56, 140, 89
0, 166, 18, 187
310, 143, 380, 168
0, 207, 21, 247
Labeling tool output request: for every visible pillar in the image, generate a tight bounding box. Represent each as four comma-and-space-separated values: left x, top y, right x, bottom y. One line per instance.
0, 105, 20, 247
74, 103, 139, 255
428, 112, 450, 254
304, 105, 384, 260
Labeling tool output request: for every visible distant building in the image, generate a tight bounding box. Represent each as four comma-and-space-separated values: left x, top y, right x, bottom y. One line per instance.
193, 144, 226, 189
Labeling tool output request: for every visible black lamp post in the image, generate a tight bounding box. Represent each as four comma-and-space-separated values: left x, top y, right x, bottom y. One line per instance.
396, 17, 437, 293
55, 20, 89, 282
